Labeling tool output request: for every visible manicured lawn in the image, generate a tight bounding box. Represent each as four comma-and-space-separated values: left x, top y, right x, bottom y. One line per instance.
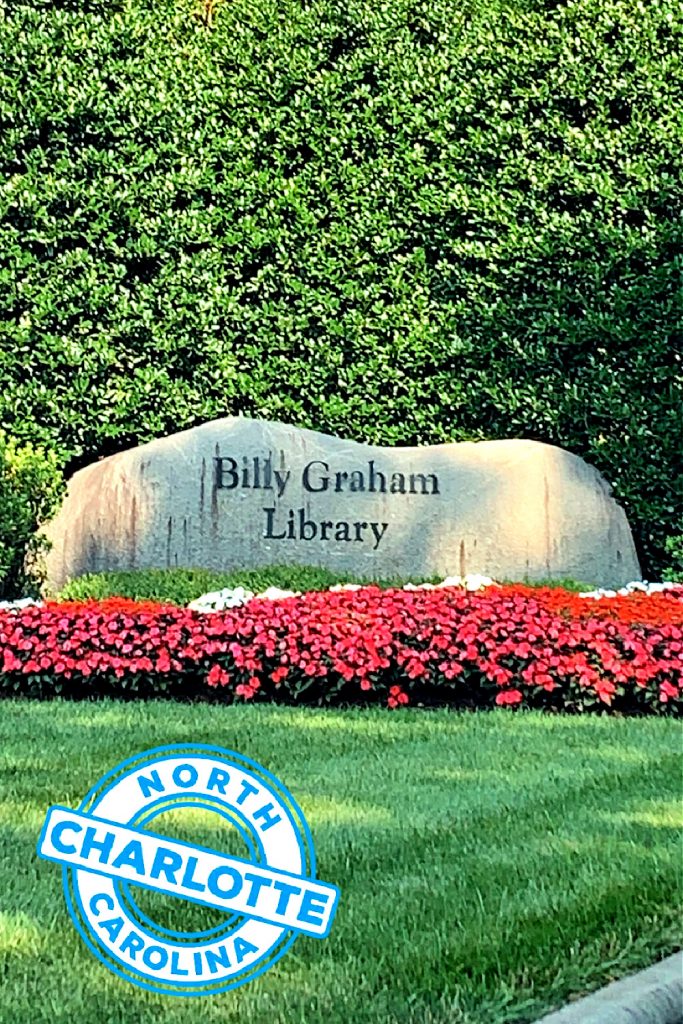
0, 700, 681, 1024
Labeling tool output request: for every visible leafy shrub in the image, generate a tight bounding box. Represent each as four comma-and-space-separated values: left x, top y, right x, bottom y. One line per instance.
663, 537, 683, 583
55, 566, 594, 603
504, 576, 592, 594
1, 585, 681, 713
0, 0, 681, 576
55, 565, 429, 603
0, 432, 65, 600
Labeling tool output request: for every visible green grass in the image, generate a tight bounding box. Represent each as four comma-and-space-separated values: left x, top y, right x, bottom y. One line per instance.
54, 566, 594, 604
0, 700, 680, 1024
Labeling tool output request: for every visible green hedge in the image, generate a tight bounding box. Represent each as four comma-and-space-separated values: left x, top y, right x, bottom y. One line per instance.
55, 566, 426, 603
1, 0, 681, 575
55, 567, 591, 603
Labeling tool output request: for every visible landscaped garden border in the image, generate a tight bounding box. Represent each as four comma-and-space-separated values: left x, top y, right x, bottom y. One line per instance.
1, 583, 680, 714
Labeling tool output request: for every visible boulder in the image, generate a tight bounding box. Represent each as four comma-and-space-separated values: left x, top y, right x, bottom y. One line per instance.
43, 417, 641, 589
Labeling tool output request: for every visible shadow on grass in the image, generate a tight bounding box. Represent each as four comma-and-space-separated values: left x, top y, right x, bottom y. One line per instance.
0, 704, 680, 1023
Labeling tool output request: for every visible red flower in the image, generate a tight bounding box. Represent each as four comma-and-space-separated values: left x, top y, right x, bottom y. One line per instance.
496, 689, 523, 706
659, 681, 679, 703
207, 664, 229, 687
387, 685, 409, 708
235, 678, 260, 700
594, 679, 617, 705
0, 583, 680, 715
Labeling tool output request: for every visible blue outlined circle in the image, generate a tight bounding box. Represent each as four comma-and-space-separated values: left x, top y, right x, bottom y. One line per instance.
63, 866, 298, 998
61, 745, 317, 997
117, 796, 256, 940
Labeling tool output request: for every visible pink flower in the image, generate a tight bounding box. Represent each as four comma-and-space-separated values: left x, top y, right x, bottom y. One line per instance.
495, 689, 523, 706
207, 664, 229, 687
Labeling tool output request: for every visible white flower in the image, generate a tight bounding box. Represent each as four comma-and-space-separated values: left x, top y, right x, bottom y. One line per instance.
255, 587, 300, 601
0, 597, 43, 611
579, 580, 681, 599
434, 574, 495, 591
328, 583, 363, 592
465, 574, 494, 591
187, 586, 254, 612
435, 575, 464, 588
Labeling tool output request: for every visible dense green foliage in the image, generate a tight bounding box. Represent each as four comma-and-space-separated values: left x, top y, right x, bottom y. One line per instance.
55, 565, 420, 602
0, 0, 680, 574
663, 536, 683, 582
1, 701, 681, 1023
0, 431, 64, 599
55, 566, 591, 602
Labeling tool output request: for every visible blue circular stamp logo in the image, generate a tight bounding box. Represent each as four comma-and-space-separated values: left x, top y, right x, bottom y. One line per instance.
37, 744, 340, 996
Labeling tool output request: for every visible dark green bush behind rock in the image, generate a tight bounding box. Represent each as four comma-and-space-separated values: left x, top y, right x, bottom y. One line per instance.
0, 0, 680, 574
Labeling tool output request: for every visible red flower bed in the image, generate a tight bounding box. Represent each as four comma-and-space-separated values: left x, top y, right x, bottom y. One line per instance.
0, 586, 681, 714
511, 586, 683, 628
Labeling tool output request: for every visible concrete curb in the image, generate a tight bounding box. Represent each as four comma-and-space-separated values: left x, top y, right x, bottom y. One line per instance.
535, 951, 682, 1024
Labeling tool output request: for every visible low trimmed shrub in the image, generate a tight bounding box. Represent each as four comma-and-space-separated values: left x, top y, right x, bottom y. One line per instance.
2, 585, 680, 713
55, 566, 443, 603
55, 567, 595, 603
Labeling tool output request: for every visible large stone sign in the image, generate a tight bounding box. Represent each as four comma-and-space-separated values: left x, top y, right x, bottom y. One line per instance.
44, 417, 641, 588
